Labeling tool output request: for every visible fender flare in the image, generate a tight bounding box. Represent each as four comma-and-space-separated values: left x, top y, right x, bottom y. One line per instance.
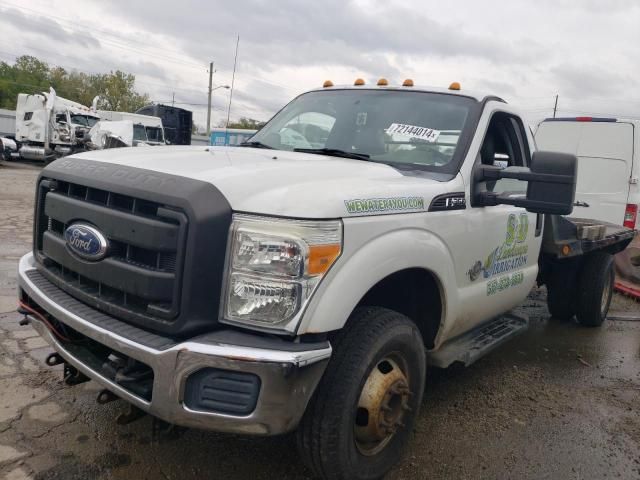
297, 228, 459, 336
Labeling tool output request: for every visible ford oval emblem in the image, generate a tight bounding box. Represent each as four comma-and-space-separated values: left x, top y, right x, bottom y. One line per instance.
64, 223, 109, 261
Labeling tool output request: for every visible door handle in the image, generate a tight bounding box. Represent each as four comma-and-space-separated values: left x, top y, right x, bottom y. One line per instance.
573, 201, 590, 207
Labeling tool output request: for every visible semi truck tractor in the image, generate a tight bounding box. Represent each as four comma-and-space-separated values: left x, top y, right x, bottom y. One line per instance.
14, 88, 100, 162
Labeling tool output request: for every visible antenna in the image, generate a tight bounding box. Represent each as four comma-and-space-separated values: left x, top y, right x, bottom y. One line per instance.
225, 35, 240, 143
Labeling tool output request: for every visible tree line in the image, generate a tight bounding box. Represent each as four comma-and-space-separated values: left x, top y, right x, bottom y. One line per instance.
0, 55, 266, 131
0, 55, 150, 112
220, 117, 266, 130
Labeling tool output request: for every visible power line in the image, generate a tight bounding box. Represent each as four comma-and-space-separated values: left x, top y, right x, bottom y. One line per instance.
0, 49, 212, 97
0, 1, 207, 71
0, 2, 293, 92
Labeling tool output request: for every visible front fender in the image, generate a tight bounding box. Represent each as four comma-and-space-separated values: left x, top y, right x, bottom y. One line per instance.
297, 219, 459, 337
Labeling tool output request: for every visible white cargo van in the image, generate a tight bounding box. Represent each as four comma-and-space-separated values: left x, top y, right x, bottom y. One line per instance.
535, 117, 639, 230
536, 117, 640, 296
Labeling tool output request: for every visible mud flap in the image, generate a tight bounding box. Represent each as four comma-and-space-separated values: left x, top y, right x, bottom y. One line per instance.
614, 232, 640, 300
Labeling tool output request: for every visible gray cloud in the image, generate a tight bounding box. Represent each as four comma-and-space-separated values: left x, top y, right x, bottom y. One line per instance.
551, 63, 636, 100
104, 0, 542, 72
1, 0, 639, 126
542, 0, 640, 13
1, 6, 100, 49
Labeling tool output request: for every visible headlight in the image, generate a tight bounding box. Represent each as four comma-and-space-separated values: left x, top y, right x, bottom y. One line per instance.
222, 214, 342, 329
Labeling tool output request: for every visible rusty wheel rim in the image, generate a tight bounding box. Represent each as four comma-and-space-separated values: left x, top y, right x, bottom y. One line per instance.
354, 354, 412, 456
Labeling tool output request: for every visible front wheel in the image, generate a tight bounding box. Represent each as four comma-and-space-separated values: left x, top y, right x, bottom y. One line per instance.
297, 307, 426, 480
576, 252, 614, 327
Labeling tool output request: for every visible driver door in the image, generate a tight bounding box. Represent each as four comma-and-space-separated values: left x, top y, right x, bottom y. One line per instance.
454, 108, 542, 335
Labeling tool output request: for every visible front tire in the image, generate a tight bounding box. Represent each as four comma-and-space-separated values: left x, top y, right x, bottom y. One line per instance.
576, 252, 614, 327
297, 307, 426, 480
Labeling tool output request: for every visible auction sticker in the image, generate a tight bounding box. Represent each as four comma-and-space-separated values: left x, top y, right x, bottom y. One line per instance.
386, 123, 440, 143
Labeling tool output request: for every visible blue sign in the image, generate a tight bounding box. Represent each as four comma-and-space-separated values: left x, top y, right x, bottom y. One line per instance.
210, 128, 257, 146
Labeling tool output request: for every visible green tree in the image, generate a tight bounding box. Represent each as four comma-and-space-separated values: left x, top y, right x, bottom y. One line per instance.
226, 117, 265, 129
90, 70, 149, 112
0, 55, 150, 112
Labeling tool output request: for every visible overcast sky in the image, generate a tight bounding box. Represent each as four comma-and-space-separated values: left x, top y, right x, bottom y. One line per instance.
1, 0, 639, 130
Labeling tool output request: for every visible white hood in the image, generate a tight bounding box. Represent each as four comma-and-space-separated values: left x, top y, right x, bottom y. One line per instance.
72, 146, 453, 218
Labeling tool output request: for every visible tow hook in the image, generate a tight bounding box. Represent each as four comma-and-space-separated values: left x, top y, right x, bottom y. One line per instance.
18, 309, 30, 326
96, 389, 120, 405
116, 404, 146, 425
45, 352, 65, 367
63, 363, 90, 386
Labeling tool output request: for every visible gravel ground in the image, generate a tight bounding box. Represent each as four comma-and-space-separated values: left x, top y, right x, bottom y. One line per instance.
0, 160, 638, 480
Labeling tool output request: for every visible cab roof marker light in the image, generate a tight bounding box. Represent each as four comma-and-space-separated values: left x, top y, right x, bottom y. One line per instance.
323, 80, 334, 88
449, 82, 461, 91
544, 117, 617, 123
402, 79, 414, 87
354, 78, 365, 86
377, 78, 389, 86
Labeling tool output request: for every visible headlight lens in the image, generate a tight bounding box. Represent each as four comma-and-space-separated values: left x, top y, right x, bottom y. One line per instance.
223, 214, 342, 328
232, 230, 305, 277
228, 273, 301, 323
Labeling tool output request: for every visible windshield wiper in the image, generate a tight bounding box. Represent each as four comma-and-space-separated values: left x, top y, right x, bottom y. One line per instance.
238, 141, 274, 149
293, 148, 371, 161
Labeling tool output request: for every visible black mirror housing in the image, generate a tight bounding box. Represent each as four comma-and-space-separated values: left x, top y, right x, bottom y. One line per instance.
474, 151, 577, 215
526, 151, 577, 215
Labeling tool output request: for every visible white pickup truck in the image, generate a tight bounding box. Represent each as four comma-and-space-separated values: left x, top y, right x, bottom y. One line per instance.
16, 80, 635, 480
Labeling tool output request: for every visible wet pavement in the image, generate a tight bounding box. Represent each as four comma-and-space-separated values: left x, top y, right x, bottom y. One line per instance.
0, 161, 639, 479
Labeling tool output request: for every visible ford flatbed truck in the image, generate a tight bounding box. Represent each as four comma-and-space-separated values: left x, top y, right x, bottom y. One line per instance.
16, 79, 635, 480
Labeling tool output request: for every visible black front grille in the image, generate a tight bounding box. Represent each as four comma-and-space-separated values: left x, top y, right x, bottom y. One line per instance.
33, 157, 233, 336
35, 177, 188, 328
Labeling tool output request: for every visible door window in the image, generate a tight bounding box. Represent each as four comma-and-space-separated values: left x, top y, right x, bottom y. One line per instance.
477, 112, 531, 196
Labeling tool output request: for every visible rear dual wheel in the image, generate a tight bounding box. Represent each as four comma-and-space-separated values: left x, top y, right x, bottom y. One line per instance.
547, 264, 577, 321
546, 252, 614, 327
297, 307, 426, 480
576, 252, 614, 327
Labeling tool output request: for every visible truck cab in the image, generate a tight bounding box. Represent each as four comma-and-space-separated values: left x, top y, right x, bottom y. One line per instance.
97, 110, 166, 146
15, 89, 100, 161
17, 80, 633, 480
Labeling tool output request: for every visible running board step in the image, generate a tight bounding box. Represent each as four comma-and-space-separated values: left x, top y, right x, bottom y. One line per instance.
428, 313, 529, 368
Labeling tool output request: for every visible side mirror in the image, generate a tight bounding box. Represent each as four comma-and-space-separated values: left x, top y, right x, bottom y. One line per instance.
475, 151, 577, 215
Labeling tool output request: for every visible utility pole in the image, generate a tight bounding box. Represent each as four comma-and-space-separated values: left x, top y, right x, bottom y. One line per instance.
206, 61, 214, 135
172, 92, 175, 107
553, 94, 558, 118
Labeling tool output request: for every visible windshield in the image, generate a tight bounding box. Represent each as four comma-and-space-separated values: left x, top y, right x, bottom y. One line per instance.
133, 124, 164, 143
133, 124, 147, 142
249, 89, 476, 173
145, 126, 164, 143
70, 114, 99, 127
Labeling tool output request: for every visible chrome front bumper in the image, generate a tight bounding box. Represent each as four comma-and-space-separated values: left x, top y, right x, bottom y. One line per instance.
18, 252, 331, 435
